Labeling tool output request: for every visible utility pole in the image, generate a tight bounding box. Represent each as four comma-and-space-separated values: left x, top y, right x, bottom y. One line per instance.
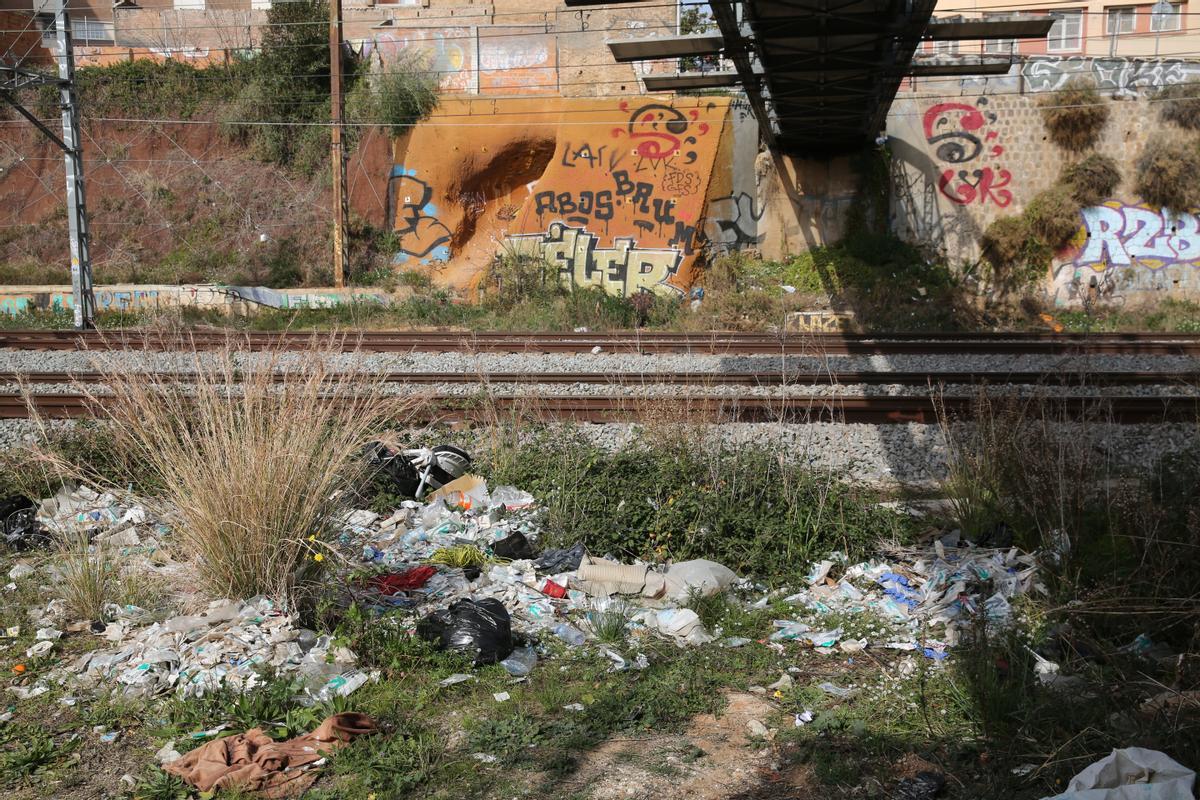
329, 0, 347, 288
0, 0, 96, 328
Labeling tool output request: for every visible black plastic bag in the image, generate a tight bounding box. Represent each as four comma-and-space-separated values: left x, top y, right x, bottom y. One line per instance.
491, 532, 536, 561
0, 496, 48, 551
417, 598, 513, 665
536, 541, 585, 573
891, 772, 945, 800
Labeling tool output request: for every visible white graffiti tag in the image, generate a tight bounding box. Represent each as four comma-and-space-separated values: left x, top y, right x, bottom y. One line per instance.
1078, 203, 1200, 267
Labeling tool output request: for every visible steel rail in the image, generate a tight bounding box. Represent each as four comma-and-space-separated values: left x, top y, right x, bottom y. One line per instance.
3, 392, 1195, 424
3, 330, 1200, 355
1, 370, 1197, 387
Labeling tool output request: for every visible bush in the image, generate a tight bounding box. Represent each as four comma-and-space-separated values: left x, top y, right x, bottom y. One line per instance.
1061, 153, 1122, 206
981, 215, 1051, 289
1156, 81, 1200, 130
1135, 133, 1200, 211
347, 55, 439, 137
37, 338, 414, 609
1024, 185, 1082, 248
1040, 80, 1110, 152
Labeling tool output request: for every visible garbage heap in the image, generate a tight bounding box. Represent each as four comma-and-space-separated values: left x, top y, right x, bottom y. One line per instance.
5, 471, 1046, 701
336, 475, 1045, 670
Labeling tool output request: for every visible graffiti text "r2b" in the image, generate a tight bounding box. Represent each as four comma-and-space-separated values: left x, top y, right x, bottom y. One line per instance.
1079, 203, 1200, 267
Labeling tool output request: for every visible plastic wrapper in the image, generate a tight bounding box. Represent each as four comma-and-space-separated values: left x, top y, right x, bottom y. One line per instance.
417, 598, 514, 665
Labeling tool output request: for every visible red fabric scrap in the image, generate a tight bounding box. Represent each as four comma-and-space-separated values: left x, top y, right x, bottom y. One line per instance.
369, 565, 437, 595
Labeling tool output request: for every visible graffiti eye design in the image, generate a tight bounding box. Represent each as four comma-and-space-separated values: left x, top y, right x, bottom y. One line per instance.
930, 133, 982, 164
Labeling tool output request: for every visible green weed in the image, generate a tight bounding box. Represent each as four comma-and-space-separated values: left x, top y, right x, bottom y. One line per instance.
132, 767, 191, 800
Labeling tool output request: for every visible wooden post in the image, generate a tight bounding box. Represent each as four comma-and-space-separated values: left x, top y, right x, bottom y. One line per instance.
329, 0, 348, 287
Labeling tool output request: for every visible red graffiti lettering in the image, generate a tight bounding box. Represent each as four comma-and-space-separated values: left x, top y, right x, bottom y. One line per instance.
938, 167, 1013, 208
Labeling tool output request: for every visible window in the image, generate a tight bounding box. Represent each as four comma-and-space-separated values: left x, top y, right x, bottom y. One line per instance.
70, 16, 113, 44
173, 0, 205, 9
1107, 6, 1136, 33
933, 38, 960, 55
1151, 1, 1183, 31
1047, 10, 1084, 51
983, 13, 1016, 53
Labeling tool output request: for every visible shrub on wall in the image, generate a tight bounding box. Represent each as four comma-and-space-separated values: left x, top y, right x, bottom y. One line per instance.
981, 216, 1052, 290
1039, 80, 1110, 152
1156, 81, 1200, 130
1060, 153, 1122, 206
1024, 186, 1083, 249
1134, 134, 1200, 211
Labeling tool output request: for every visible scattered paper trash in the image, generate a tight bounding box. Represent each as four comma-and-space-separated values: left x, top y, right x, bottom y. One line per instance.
493, 692, 510, 703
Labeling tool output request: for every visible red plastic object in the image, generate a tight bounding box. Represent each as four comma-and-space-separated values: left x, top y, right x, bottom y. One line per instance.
541, 579, 568, 598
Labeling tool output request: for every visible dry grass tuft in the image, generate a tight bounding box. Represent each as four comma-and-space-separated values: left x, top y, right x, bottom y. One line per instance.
57, 530, 118, 621
38, 335, 415, 610
1135, 133, 1200, 211
1024, 185, 1083, 248
1039, 80, 1110, 152
1060, 153, 1122, 206
1157, 81, 1200, 130
980, 216, 1052, 290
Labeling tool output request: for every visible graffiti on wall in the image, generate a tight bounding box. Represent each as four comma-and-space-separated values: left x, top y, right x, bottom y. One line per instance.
923, 97, 1013, 208
478, 29, 556, 94
388, 167, 451, 264
508, 222, 683, 296
361, 27, 475, 93
611, 101, 711, 172
508, 99, 727, 295
1050, 200, 1200, 306
1023, 56, 1200, 93
359, 26, 557, 95
705, 191, 765, 251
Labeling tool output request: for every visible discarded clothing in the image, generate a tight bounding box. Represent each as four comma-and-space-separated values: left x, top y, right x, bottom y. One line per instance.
1040, 748, 1195, 800
367, 566, 436, 595
164, 713, 375, 799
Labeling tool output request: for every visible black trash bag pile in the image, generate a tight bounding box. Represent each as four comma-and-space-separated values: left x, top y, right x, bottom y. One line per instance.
417, 598, 513, 665
363, 442, 472, 500
490, 532, 537, 561
535, 541, 586, 573
1, 496, 49, 551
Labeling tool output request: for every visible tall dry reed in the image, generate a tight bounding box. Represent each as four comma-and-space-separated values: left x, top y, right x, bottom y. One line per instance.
39, 334, 417, 610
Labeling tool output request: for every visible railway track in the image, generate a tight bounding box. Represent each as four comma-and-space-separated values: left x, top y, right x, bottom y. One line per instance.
2, 392, 1195, 424
2, 370, 1198, 387
5, 330, 1200, 355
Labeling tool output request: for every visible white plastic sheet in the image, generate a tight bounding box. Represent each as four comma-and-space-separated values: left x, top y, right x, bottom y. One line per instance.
1040, 748, 1195, 800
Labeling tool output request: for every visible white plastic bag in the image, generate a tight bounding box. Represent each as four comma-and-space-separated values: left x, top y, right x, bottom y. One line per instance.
1040, 748, 1195, 800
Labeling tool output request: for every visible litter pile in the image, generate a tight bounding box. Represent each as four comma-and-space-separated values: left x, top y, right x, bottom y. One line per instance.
762, 542, 1043, 657
3, 444, 1048, 703
72, 597, 365, 700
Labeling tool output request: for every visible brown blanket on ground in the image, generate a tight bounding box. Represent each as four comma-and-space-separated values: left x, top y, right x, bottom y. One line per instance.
164, 712, 376, 798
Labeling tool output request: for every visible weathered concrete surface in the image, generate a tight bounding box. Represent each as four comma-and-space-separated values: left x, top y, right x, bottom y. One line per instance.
0, 284, 390, 315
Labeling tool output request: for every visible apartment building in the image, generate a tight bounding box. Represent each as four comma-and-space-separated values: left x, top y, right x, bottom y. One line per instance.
929, 0, 1196, 59
0, 0, 675, 95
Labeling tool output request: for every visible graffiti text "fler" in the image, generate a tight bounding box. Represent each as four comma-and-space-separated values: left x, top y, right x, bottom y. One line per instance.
1078, 203, 1200, 267
507, 223, 683, 297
